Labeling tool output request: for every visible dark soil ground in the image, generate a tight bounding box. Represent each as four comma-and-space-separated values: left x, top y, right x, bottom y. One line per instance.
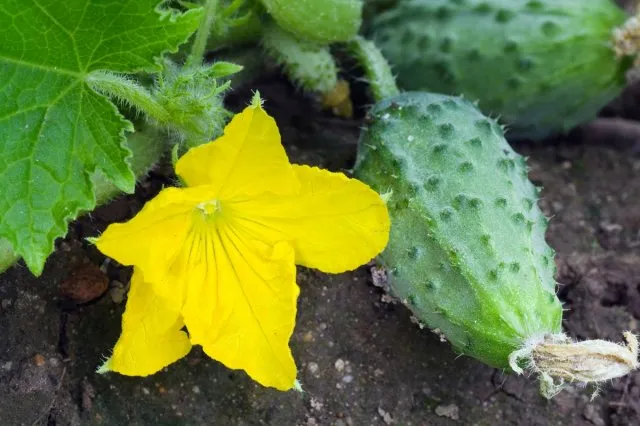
3, 69, 640, 425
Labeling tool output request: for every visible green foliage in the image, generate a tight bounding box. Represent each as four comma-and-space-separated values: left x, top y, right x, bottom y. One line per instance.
364, 0, 631, 140
151, 60, 238, 147
0, 0, 202, 274
354, 92, 563, 369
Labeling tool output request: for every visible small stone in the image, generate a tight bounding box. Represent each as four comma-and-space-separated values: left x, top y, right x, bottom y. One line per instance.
599, 221, 622, 233
334, 359, 345, 372
342, 375, 354, 383
370, 266, 388, 289
33, 354, 46, 367
310, 397, 323, 411
435, 404, 460, 420
380, 294, 398, 304
192, 385, 200, 394
583, 404, 605, 426
1, 361, 13, 371
110, 285, 127, 304
49, 357, 60, 367
308, 362, 319, 375
302, 331, 314, 342
377, 407, 394, 425
142, 387, 150, 395
1, 299, 11, 310
374, 368, 384, 377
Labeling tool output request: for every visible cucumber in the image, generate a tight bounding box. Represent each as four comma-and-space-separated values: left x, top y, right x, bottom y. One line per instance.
363, 0, 634, 140
260, 0, 363, 43
353, 91, 638, 397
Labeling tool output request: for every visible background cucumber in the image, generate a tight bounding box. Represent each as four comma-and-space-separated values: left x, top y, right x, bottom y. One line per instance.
363, 0, 634, 140
260, 0, 363, 43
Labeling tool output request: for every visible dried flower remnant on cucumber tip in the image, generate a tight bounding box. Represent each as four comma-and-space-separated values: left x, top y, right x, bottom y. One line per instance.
510, 332, 639, 399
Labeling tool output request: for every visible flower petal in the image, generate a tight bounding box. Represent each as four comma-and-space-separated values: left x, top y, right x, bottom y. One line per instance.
94, 185, 216, 287
228, 165, 390, 273
98, 268, 191, 376
178, 221, 299, 390
175, 103, 299, 198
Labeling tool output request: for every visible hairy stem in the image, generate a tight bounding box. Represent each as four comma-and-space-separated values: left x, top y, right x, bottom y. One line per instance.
346, 35, 399, 103
261, 22, 339, 95
86, 71, 171, 124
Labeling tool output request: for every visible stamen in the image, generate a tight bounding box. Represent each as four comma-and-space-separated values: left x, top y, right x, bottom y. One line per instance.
196, 200, 221, 217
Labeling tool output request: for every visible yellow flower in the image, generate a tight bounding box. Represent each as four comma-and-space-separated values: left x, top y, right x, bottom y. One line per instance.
93, 94, 390, 390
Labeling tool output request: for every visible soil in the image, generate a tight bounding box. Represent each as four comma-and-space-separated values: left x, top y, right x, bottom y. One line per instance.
3, 69, 640, 425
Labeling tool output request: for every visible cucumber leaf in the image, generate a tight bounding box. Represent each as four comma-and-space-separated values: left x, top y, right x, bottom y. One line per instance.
0, 0, 202, 275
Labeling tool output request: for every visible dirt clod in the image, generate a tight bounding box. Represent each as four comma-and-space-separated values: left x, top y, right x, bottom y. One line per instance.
33, 354, 45, 367
59, 262, 109, 304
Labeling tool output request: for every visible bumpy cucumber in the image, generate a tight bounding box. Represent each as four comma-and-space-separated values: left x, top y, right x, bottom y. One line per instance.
260, 0, 363, 43
364, 0, 633, 140
353, 91, 638, 397
355, 91, 562, 367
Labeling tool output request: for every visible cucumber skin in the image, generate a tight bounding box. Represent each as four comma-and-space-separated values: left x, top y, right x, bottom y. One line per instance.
354, 92, 562, 369
260, 0, 363, 43
364, 0, 631, 140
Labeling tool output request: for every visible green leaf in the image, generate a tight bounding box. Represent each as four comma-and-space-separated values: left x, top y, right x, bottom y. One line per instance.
0, 0, 202, 275
208, 61, 244, 78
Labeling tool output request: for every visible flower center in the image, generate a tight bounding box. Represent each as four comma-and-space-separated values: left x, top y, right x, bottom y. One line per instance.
196, 199, 221, 218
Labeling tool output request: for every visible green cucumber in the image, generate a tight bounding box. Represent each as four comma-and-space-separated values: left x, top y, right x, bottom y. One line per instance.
363, 0, 634, 140
353, 91, 639, 397
260, 0, 363, 43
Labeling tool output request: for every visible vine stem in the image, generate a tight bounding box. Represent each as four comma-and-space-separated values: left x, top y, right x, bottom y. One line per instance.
86, 71, 171, 124
186, 0, 218, 68
346, 35, 399, 103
